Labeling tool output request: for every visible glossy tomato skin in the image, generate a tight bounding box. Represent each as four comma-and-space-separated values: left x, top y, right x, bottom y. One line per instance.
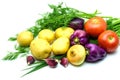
98, 30, 119, 53
119, 39, 120, 44
119, 38, 120, 44
84, 16, 107, 38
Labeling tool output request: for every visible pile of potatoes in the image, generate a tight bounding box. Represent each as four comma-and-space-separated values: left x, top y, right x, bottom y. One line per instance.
17, 27, 74, 60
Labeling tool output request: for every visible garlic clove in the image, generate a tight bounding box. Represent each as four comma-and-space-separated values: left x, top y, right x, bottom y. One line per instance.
27, 56, 35, 65
60, 57, 69, 67
45, 58, 58, 68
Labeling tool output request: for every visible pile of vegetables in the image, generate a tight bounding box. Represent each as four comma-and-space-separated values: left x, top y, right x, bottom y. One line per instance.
2, 2, 120, 77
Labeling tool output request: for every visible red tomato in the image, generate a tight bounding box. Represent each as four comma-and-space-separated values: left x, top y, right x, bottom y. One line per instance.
84, 16, 107, 38
119, 38, 120, 44
119, 40, 120, 44
98, 30, 119, 53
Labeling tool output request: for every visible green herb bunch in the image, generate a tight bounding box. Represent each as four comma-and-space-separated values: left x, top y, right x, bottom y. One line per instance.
35, 2, 100, 31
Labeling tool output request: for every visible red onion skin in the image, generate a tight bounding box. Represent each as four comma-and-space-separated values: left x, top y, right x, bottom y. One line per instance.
69, 18, 84, 30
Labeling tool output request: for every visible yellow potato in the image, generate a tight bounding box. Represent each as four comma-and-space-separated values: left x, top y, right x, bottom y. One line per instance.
38, 29, 55, 44
17, 31, 33, 46
30, 38, 51, 60
55, 27, 74, 39
52, 37, 70, 55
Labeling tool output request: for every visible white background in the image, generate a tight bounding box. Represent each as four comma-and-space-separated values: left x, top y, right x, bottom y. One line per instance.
0, 0, 120, 80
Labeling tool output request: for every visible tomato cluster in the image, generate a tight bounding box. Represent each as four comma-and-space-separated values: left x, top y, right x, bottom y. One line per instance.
84, 16, 119, 53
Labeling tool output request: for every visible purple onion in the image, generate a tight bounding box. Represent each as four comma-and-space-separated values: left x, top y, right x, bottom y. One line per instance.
85, 43, 107, 62
69, 17, 84, 30
70, 30, 89, 46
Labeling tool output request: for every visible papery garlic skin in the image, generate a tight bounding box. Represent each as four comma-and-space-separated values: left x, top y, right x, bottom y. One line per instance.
60, 57, 69, 67
45, 58, 58, 68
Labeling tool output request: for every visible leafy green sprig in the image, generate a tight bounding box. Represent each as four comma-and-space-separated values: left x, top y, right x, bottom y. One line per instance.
27, 26, 41, 38
8, 36, 17, 41
107, 17, 120, 37
3, 45, 30, 60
